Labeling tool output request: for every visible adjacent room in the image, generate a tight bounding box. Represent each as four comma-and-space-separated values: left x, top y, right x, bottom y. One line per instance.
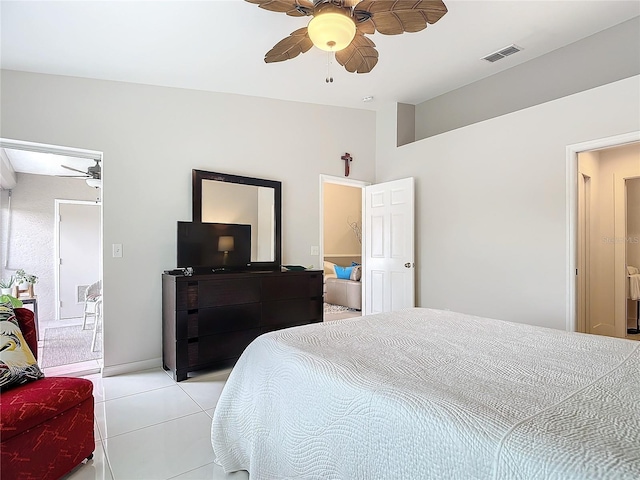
322, 178, 364, 321
1, 0, 639, 479
0, 146, 103, 375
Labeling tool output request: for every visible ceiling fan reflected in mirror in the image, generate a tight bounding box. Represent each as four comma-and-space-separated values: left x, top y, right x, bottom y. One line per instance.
60, 159, 102, 188
247, 0, 448, 74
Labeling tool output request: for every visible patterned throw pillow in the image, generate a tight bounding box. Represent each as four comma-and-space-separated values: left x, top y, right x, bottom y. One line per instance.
350, 265, 362, 281
0, 300, 44, 391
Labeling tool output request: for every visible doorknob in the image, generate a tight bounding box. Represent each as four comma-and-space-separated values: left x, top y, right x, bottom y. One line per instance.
404, 262, 414, 268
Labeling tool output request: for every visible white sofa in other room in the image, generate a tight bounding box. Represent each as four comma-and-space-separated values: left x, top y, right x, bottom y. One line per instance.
323, 261, 362, 310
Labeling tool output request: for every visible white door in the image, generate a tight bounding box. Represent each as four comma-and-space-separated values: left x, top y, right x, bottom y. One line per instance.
364, 177, 415, 315
58, 202, 101, 319
576, 172, 590, 334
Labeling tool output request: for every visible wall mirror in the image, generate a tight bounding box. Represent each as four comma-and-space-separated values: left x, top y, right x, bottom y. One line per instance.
192, 169, 282, 269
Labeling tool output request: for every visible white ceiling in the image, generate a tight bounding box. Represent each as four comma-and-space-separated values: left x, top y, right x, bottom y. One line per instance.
1, 0, 639, 112
2, 148, 95, 177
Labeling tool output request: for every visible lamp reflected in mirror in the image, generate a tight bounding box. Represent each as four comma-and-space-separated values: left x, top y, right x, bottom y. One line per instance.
218, 236, 235, 266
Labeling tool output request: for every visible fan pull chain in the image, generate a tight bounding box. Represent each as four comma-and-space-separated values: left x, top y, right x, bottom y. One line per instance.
325, 51, 334, 84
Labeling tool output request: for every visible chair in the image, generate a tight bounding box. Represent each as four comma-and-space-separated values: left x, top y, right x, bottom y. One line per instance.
0, 308, 95, 479
81, 280, 102, 330
91, 297, 102, 352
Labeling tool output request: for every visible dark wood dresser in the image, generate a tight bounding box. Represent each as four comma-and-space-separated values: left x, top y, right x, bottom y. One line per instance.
162, 270, 323, 381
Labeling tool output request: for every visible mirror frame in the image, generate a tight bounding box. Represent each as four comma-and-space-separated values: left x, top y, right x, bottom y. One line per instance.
192, 169, 282, 270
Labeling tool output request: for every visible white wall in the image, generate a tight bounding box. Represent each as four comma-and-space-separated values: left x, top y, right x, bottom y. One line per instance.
0, 173, 100, 321
376, 76, 640, 330
0, 70, 376, 372
415, 18, 640, 140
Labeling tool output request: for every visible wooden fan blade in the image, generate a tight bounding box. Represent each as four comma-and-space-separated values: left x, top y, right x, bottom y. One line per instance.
356, 19, 375, 35
265, 28, 313, 63
61, 165, 88, 175
335, 34, 379, 74
246, 0, 314, 17
354, 0, 448, 35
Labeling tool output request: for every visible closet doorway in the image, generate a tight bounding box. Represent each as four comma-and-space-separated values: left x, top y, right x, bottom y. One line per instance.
576, 141, 640, 340
319, 175, 368, 322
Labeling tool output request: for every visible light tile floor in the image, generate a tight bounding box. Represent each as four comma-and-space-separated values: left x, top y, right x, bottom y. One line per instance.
62, 368, 249, 480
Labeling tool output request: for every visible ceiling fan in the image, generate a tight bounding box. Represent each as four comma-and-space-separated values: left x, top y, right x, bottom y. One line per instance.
247, 0, 448, 74
60, 159, 102, 187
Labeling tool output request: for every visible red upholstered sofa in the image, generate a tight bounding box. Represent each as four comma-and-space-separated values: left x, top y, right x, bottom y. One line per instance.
0, 308, 95, 480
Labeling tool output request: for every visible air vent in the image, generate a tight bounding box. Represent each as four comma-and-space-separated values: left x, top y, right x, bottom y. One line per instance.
77, 285, 89, 303
481, 44, 523, 63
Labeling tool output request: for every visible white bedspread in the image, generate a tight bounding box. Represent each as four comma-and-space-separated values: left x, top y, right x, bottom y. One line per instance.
211, 308, 640, 479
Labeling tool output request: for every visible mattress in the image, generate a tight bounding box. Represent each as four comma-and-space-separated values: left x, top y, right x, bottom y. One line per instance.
211, 308, 640, 479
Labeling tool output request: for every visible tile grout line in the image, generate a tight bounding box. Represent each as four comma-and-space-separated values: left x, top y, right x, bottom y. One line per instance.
175, 384, 217, 413
92, 382, 177, 404
96, 410, 208, 442
166, 462, 216, 480
96, 438, 118, 480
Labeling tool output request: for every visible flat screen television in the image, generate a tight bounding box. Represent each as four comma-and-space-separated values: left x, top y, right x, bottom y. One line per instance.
177, 221, 251, 272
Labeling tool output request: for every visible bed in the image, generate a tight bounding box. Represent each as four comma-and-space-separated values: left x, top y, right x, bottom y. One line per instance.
211, 308, 640, 479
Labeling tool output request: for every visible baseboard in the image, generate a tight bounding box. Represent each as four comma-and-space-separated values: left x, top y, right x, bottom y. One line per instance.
101, 357, 163, 377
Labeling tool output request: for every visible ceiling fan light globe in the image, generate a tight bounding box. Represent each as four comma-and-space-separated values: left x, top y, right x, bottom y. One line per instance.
308, 12, 356, 52
86, 177, 102, 189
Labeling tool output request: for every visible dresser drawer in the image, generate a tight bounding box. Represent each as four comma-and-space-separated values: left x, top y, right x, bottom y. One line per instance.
188, 328, 262, 368
176, 281, 199, 310
176, 303, 261, 340
262, 298, 322, 328
261, 272, 322, 301
198, 278, 261, 307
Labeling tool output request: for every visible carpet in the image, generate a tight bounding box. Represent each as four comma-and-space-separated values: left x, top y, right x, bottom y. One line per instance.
324, 303, 358, 314
40, 325, 102, 368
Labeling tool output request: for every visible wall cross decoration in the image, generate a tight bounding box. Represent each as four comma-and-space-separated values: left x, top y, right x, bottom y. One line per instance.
341, 153, 352, 177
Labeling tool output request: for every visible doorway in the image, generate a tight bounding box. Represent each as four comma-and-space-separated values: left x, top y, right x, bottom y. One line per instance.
0, 138, 104, 375
575, 140, 640, 339
56, 200, 101, 320
320, 175, 368, 321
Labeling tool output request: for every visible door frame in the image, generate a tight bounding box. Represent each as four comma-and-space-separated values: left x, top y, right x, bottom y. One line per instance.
319, 174, 370, 310
54, 199, 102, 321
566, 130, 640, 332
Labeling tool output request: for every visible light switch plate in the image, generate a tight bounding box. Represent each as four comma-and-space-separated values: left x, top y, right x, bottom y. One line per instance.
112, 244, 123, 258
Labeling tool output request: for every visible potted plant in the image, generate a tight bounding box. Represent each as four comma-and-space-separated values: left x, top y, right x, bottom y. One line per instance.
0, 276, 15, 296
0, 293, 23, 308
15, 269, 38, 297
